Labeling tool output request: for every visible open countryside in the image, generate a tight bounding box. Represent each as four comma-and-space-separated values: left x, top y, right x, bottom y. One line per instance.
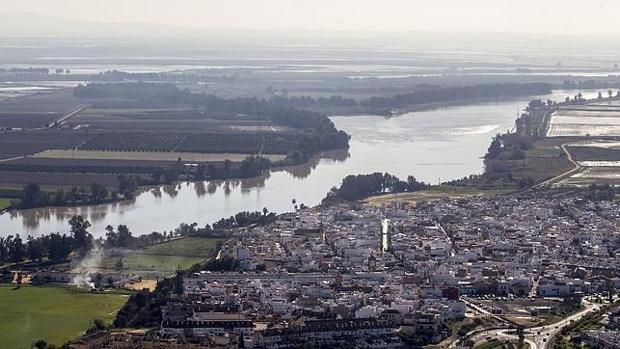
0, 286, 128, 348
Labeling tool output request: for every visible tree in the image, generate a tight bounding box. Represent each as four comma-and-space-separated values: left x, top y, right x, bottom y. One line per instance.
10, 234, 25, 262
21, 183, 43, 208
89, 183, 108, 202
175, 270, 184, 295
26, 235, 44, 262
116, 225, 134, 248
117, 175, 138, 198
46, 233, 73, 261
115, 258, 124, 270
86, 318, 106, 334
34, 340, 48, 349
485, 135, 503, 159
223, 159, 232, 176
69, 215, 93, 254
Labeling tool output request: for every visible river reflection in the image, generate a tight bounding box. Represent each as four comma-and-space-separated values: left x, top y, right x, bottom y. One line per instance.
0, 90, 605, 237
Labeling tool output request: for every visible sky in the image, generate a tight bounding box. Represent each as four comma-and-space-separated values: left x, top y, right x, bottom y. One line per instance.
1, 0, 618, 35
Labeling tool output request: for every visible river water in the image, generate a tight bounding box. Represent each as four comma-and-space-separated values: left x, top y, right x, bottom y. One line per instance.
0, 90, 603, 237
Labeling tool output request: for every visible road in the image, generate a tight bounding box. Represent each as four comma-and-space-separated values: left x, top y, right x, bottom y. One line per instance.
454, 299, 602, 349
534, 142, 583, 189
524, 300, 602, 349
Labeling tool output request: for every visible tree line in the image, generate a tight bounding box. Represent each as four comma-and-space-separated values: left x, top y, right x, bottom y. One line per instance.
324, 172, 430, 203
0, 216, 93, 264
360, 83, 552, 111
15, 182, 111, 210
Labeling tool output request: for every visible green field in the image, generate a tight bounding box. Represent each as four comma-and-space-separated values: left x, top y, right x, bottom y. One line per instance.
365, 185, 514, 206
102, 237, 222, 272
0, 197, 12, 210
0, 286, 128, 348
142, 237, 221, 257
102, 253, 204, 272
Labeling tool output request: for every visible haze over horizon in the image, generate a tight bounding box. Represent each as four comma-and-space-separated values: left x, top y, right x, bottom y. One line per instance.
1, 0, 619, 37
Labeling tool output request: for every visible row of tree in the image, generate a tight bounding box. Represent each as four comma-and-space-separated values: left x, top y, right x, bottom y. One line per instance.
0, 216, 93, 263
17, 182, 110, 210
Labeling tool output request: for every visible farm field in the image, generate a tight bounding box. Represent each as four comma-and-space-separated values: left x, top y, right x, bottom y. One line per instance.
0, 285, 128, 348
510, 156, 574, 182
0, 89, 86, 129
3, 156, 177, 169
537, 100, 620, 186
66, 107, 290, 133
558, 167, 620, 186
364, 186, 513, 206
0, 197, 12, 210
101, 253, 204, 272
35, 149, 287, 162
77, 131, 308, 155
101, 237, 221, 274
568, 145, 620, 161
0, 130, 92, 159
546, 103, 620, 137
141, 237, 221, 257
0, 171, 119, 188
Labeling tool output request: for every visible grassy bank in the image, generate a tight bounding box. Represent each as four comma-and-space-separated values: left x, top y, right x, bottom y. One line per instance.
0, 285, 128, 348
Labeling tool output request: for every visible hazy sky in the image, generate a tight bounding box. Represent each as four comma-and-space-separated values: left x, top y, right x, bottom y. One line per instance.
3, 0, 618, 35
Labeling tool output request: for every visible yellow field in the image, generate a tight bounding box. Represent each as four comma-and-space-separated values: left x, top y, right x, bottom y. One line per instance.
34, 149, 286, 162
364, 186, 513, 206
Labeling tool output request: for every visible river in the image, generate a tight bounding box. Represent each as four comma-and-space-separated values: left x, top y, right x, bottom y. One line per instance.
0, 90, 604, 237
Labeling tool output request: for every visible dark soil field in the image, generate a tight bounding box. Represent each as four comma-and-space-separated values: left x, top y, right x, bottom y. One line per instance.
0, 89, 86, 129
0, 130, 92, 158
0, 171, 119, 188
510, 157, 574, 181
4, 156, 178, 168
66, 107, 287, 133
568, 146, 620, 161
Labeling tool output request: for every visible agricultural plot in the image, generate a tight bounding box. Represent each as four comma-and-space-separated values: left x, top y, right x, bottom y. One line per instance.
510, 157, 574, 182
542, 103, 620, 186
0, 286, 127, 348
0, 198, 12, 210
546, 106, 620, 137
79, 132, 186, 152
73, 130, 307, 155
559, 167, 620, 186
66, 107, 282, 133
0, 89, 86, 129
0, 171, 119, 189
0, 85, 55, 101
34, 149, 286, 162
0, 130, 92, 158
101, 237, 221, 275
567, 145, 620, 161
